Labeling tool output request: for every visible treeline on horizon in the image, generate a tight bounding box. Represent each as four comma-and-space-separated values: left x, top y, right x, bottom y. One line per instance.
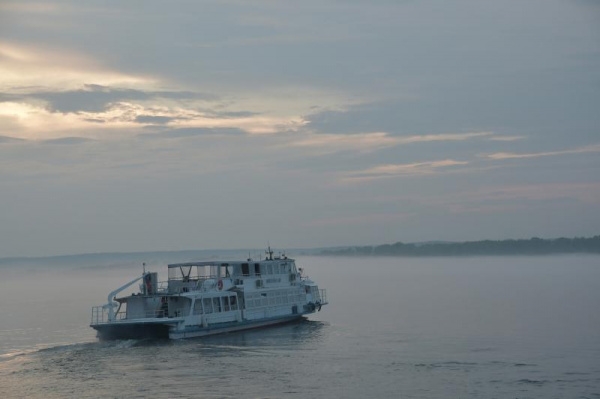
320, 236, 600, 256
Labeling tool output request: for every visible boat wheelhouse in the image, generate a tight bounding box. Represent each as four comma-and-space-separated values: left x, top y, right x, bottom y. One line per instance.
90, 250, 327, 340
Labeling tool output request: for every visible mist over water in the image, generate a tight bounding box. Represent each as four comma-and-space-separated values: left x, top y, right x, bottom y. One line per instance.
1, 255, 599, 398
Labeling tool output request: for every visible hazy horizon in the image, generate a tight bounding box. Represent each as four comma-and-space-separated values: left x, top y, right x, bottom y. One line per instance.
0, 234, 597, 261
1, 1, 599, 257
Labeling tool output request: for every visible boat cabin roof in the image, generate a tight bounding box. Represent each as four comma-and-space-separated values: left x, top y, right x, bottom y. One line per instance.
167, 258, 294, 269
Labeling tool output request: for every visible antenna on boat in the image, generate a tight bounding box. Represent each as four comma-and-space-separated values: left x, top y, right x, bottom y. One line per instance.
266, 245, 274, 261
142, 262, 146, 275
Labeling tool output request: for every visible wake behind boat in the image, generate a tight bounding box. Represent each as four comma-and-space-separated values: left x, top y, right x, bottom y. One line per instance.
90, 249, 327, 340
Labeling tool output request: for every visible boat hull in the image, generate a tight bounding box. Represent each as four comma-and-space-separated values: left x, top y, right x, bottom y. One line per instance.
169, 314, 305, 339
92, 322, 172, 340
91, 314, 309, 340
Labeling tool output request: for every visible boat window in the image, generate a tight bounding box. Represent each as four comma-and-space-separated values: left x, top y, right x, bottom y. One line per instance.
197, 265, 219, 279
230, 296, 237, 310
254, 263, 260, 276
220, 264, 230, 278
193, 300, 203, 315
213, 297, 221, 312
170, 266, 192, 280
241, 263, 250, 276
267, 264, 273, 275
223, 296, 230, 311
179, 266, 192, 282
203, 298, 213, 314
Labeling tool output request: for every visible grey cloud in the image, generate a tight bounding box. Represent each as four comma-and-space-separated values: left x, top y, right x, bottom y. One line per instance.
40, 137, 96, 145
11, 85, 218, 113
83, 118, 106, 123
211, 111, 260, 119
134, 115, 178, 124
139, 127, 247, 139
305, 101, 483, 136
0, 135, 25, 144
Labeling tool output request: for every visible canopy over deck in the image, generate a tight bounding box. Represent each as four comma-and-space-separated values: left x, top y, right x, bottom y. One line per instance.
168, 257, 294, 269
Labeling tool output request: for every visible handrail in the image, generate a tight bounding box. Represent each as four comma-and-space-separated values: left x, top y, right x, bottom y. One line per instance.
319, 289, 328, 304
91, 307, 171, 324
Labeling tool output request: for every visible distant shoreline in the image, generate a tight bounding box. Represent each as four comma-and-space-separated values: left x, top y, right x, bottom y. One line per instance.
320, 236, 600, 257
1, 235, 599, 264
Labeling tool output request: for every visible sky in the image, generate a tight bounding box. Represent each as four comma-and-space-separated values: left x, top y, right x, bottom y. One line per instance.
0, 0, 599, 257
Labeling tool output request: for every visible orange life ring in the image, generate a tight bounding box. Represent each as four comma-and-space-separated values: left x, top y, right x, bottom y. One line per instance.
217, 279, 223, 290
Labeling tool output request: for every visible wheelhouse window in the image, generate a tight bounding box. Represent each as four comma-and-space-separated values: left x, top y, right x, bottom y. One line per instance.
223, 296, 230, 311
193, 300, 203, 315
241, 263, 250, 276
168, 264, 218, 281
213, 297, 221, 312
254, 263, 261, 276
203, 298, 213, 314
220, 263, 230, 278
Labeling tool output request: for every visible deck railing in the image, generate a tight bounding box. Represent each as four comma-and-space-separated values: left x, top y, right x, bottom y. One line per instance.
91, 306, 109, 324
318, 289, 328, 305
91, 306, 127, 324
91, 306, 172, 324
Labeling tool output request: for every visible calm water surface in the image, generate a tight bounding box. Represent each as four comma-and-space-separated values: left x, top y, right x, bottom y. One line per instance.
1, 255, 599, 398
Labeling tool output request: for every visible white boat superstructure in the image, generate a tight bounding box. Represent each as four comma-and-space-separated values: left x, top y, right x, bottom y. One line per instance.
90, 250, 327, 340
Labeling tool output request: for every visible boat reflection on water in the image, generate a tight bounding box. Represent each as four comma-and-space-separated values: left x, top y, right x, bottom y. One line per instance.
196, 318, 329, 349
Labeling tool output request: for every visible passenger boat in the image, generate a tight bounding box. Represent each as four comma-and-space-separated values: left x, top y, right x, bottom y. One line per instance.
90, 249, 327, 340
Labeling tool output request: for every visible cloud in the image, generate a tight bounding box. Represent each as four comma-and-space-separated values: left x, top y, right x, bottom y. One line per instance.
285, 131, 492, 154
0, 42, 351, 140
134, 115, 179, 125
488, 135, 526, 141
396, 132, 492, 144
483, 143, 600, 160
286, 132, 398, 153
341, 159, 469, 183
0, 135, 25, 144
32, 85, 216, 113
141, 127, 247, 139
0, 94, 308, 140
0, 42, 154, 93
40, 137, 96, 145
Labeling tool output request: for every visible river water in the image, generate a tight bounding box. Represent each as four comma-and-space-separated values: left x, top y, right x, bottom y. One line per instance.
1, 255, 599, 398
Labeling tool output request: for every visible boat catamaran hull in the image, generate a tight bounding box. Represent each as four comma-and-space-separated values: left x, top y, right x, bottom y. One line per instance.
90, 251, 327, 340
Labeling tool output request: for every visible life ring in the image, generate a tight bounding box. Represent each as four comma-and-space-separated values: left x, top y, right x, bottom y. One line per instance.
217, 279, 223, 290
